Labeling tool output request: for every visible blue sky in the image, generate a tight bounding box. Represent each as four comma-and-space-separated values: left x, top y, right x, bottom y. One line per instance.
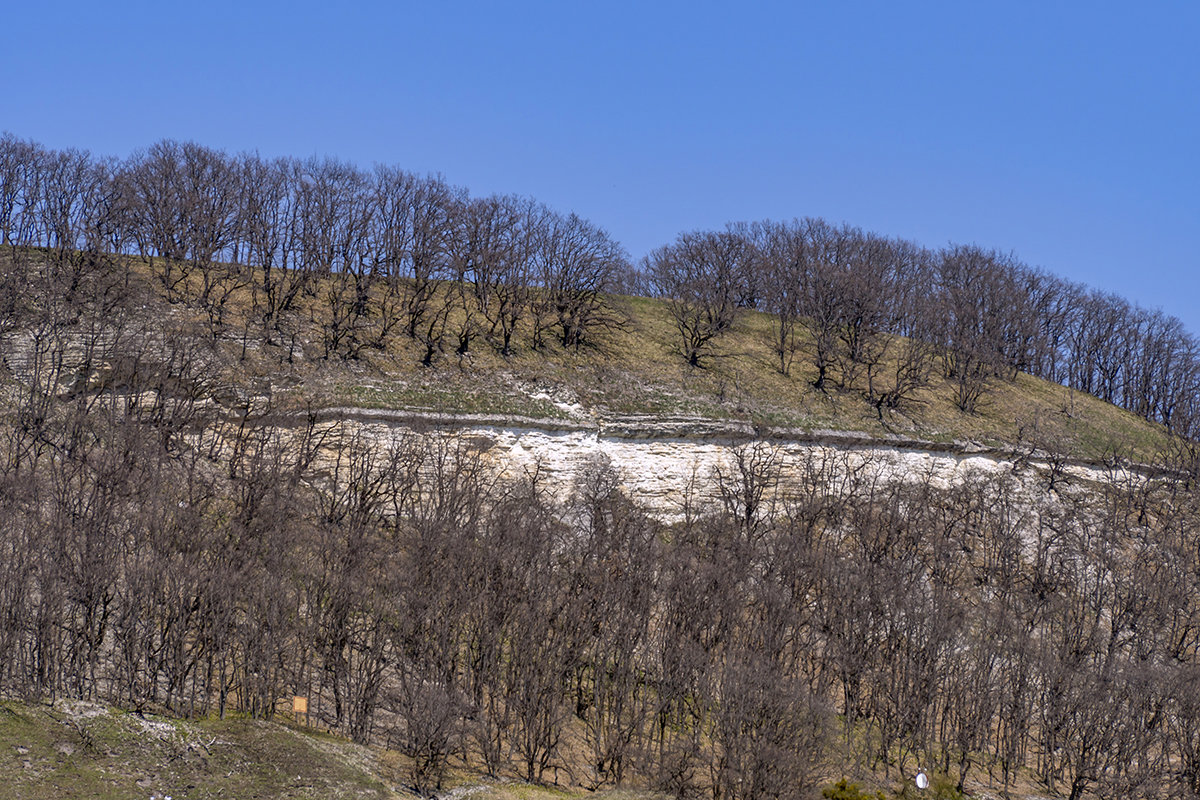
4, 1, 1198, 331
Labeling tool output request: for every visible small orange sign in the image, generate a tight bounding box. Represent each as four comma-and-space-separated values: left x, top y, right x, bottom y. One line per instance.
292, 696, 308, 714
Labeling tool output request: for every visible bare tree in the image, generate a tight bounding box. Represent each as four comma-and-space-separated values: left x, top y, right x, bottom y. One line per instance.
864, 241, 936, 416
567, 464, 659, 787
121, 141, 192, 295
369, 167, 461, 352
0, 133, 39, 248
935, 245, 1016, 411
531, 210, 628, 350
752, 219, 807, 376
796, 219, 854, 391
647, 230, 751, 367
233, 154, 299, 349
0, 134, 45, 254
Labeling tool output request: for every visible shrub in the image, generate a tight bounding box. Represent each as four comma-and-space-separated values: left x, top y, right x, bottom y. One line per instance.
822, 778, 886, 800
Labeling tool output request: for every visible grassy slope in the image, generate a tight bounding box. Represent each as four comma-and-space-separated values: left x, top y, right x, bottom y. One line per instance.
0, 699, 654, 800
308, 293, 1165, 464
4, 251, 1169, 463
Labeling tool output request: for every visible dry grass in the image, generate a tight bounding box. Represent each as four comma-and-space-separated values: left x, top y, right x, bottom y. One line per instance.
0, 699, 675, 800
0, 699, 396, 799
14, 251, 1172, 464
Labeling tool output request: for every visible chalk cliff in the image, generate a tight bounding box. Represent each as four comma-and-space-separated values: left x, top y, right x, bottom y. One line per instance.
314, 409, 1130, 520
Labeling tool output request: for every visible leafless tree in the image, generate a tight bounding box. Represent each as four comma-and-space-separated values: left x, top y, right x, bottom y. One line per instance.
752, 219, 807, 376
566, 463, 659, 787
531, 210, 628, 350
369, 167, 461, 352
935, 245, 1020, 411
232, 154, 297, 348
647, 230, 751, 367
0, 133, 45, 253
796, 220, 856, 391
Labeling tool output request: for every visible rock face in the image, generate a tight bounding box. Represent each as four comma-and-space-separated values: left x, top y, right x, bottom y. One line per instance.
330, 411, 1124, 519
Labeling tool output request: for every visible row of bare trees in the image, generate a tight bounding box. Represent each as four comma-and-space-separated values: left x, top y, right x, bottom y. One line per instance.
4, 249, 1200, 799
647, 220, 1200, 430
0, 133, 631, 362
5, 131, 1200, 432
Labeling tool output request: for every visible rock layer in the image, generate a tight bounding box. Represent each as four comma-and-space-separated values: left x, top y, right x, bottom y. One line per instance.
321, 411, 1127, 519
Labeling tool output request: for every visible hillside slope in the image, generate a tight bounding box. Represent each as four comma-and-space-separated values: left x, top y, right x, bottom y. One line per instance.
0, 700, 656, 800
0, 251, 1170, 466
0, 699, 397, 799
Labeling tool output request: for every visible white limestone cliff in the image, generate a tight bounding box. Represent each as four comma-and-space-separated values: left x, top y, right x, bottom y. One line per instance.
317, 410, 1132, 520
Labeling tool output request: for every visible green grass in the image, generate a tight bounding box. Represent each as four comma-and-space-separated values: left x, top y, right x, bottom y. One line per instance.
335, 383, 572, 421
0, 700, 394, 800
0, 700, 673, 800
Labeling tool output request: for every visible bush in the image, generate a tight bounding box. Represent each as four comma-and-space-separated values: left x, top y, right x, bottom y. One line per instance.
822, 778, 886, 800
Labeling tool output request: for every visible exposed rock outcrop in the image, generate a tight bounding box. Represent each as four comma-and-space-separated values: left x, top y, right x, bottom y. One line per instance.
306, 410, 1133, 520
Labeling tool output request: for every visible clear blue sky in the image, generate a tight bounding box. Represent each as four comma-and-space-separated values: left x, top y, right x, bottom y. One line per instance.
4, 1, 1198, 331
